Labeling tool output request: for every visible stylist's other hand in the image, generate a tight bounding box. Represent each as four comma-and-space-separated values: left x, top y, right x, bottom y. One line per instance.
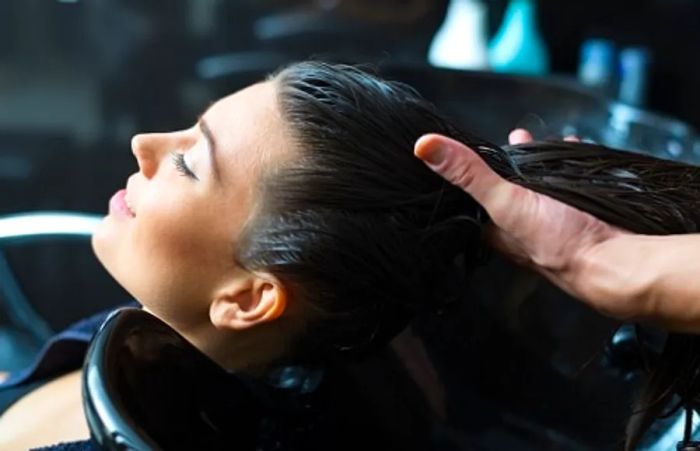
414, 129, 644, 321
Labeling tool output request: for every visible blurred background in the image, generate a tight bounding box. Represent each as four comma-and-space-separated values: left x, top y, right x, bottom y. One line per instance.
1, 0, 700, 448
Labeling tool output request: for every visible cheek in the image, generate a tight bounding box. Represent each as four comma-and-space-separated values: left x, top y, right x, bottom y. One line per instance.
133, 205, 195, 259
131, 193, 230, 270
94, 196, 214, 312
123, 199, 236, 321
129, 200, 209, 286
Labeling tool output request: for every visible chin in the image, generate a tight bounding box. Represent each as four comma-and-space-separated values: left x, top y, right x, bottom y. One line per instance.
91, 219, 112, 269
92, 219, 129, 292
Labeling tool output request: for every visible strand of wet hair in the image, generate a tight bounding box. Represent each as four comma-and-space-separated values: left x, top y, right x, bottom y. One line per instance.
462, 136, 700, 450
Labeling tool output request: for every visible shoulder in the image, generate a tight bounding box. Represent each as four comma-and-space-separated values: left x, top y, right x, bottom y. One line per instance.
0, 370, 88, 450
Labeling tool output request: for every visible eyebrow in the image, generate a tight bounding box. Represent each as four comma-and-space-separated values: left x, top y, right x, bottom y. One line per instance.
198, 116, 220, 182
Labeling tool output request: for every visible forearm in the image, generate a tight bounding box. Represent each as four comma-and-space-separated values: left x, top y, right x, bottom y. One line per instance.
575, 233, 700, 332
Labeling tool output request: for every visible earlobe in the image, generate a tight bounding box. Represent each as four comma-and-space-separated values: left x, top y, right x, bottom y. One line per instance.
209, 276, 287, 331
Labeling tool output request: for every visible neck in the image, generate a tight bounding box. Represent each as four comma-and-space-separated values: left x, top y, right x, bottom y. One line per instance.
187, 321, 291, 376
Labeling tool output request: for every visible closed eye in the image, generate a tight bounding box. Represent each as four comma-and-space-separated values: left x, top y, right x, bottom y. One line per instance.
170, 152, 199, 181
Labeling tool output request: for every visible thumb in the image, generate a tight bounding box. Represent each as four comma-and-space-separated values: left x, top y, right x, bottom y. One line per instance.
414, 134, 523, 224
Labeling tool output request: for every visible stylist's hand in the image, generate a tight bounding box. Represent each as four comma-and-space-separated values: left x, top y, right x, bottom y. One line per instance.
414, 129, 644, 320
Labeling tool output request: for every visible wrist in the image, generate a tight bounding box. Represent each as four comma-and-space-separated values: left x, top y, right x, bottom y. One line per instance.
640, 234, 700, 332
571, 233, 656, 321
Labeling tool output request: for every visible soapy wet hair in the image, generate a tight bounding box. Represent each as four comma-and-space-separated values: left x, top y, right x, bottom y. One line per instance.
235, 61, 700, 449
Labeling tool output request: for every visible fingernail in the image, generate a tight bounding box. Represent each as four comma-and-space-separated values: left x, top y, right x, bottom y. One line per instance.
418, 144, 445, 166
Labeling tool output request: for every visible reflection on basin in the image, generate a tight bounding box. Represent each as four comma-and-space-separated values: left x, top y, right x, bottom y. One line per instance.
379, 64, 700, 165
602, 103, 699, 164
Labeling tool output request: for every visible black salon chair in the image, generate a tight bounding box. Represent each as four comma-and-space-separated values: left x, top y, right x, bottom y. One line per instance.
0, 211, 101, 371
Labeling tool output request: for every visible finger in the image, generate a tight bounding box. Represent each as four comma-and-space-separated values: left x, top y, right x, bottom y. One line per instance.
508, 128, 534, 145
414, 134, 524, 222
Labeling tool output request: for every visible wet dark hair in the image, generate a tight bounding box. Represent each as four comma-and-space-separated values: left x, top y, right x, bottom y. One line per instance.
234, 61, 700, 449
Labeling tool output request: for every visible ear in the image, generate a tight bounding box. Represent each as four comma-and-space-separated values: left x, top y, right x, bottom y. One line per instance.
209, 273, 287, 331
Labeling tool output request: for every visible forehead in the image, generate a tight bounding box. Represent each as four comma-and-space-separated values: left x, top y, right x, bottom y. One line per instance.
202, 81, 292, 183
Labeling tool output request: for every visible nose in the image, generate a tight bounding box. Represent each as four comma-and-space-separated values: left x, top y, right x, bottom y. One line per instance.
131, 133, 170, 179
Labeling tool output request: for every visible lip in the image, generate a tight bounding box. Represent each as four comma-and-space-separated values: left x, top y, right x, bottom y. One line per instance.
109, 189, 135, 218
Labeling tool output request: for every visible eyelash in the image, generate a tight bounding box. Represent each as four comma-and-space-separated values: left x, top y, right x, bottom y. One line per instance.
170, 152, 198, 180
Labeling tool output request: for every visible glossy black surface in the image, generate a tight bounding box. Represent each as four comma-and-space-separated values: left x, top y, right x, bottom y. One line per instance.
83, 308, 259, 450
82, 308, 435, 450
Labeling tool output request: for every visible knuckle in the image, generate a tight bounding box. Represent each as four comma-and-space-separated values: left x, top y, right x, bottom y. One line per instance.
447, 157, 478, 190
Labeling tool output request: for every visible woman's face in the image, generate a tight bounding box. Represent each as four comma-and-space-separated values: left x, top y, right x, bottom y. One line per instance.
92, 81, 291, 333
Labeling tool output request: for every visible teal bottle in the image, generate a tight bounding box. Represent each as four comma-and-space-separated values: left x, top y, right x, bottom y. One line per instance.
427, 0, 490, 70
488, 0, 549, 75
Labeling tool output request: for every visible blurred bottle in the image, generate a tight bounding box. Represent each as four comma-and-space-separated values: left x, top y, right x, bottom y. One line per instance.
577, 38, 617, 97
427, 0, 489, 70
488, 0, 549, 75
618, 46, 652, 107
